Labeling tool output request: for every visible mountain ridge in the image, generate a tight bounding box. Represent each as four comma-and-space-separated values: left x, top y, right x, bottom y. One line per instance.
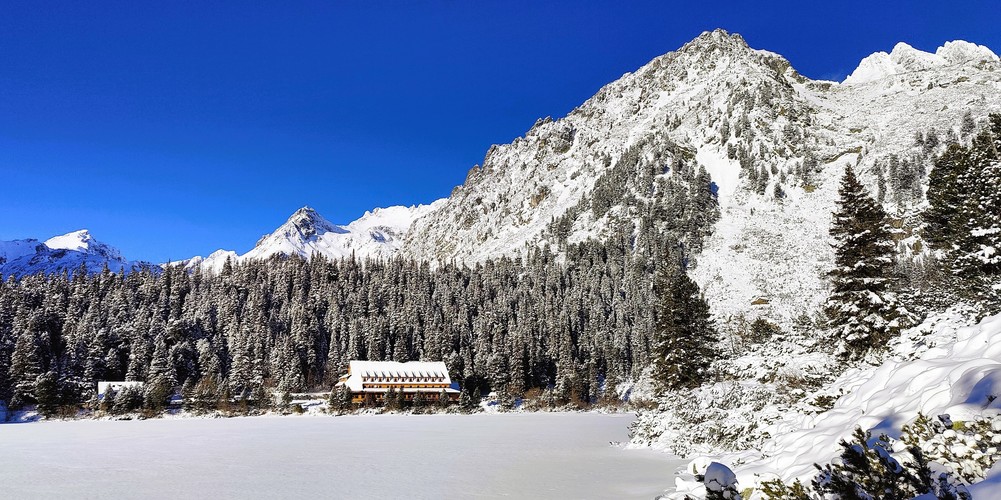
0, 229, 149, 278
5, 30, 1000, 297
172, 200, 445, 273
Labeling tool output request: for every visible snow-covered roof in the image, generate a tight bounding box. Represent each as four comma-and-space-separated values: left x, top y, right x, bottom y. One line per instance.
349, 387, 459, 394
339, 361, 454, 392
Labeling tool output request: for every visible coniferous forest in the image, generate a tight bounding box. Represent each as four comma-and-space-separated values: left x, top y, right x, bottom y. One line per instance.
0, 155, 719, 417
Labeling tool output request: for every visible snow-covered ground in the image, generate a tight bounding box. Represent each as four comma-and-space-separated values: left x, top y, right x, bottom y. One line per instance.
666, 309, 1001, 498
0, 413, 683, 499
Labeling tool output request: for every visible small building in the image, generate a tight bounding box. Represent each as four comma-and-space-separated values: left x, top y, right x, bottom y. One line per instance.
97, 381, 145, 400
336, 361, 460, 404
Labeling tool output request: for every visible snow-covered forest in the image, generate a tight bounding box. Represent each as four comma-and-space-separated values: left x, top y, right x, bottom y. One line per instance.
0, 158, 720, 416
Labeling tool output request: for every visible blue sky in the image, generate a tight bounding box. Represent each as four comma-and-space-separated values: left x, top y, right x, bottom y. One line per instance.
2, 1, 999, 262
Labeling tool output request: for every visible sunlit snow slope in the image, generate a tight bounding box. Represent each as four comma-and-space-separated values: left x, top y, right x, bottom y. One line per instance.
0, 230, 147, 277
670, 310, 1001, 497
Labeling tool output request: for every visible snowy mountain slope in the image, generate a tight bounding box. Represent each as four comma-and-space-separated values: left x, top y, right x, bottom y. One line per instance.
668, 308, 1001, 498
399, 30, 1001, 330
0, 230, 148, 278
0, 238, 43, 265
402, 29, 820, 264
46, 229, 125, 262
179, 202, 444, 272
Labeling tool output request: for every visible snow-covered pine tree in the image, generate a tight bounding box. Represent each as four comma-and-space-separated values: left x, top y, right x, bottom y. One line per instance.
826, 165, 906, 360
953, 115, 1001, 278
650, 264, 717, 392
925, 145, 968, 250
33, 370, 61, 418
812, 428, 927, 499
385, 386, 401, 411
924, 114, 1001, 306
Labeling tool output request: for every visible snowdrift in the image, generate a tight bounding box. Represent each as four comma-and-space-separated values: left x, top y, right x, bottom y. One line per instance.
675, 310, 1001, 497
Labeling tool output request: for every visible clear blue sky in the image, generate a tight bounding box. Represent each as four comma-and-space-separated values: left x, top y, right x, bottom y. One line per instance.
2, 1, 998, 262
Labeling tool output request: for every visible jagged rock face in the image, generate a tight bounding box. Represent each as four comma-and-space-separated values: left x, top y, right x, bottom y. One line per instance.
844, 40, 999, 85
401, 30, 810, 263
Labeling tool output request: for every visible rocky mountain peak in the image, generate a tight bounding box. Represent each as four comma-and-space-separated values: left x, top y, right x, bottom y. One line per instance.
682, 28, 749, 53
45, 229, 123, 261
1, 229, 145, 278
267, 206, 343, 245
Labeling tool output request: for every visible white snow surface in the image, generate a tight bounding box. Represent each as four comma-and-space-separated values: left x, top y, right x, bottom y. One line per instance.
703, 462, 739, 493
0, 413, 684, 499
0, 238, 42, 264
669, 310, 1001, 498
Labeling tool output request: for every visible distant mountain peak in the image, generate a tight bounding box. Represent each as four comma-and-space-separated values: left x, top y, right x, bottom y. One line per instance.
1, 229, 145, 278
692, 28, 747, 47
178, 201, 445, 273
675, 29, 751, 59
936, 40, 999, 64
264, 206, 344, 247
45, 229, 123, 261
844, 39, 999, 85
290, 205, 319, 218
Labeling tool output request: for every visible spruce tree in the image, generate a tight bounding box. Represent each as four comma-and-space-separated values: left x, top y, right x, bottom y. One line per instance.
826, 165, 905, 360
924, 114, 1001, 303
385, 386, 401, 411
34, 371, 61, 418
99, 386, 116, 413
650, 266, 717, 392
458, 386, 476, 413
953, 116, 1001, 277
924, 145, 968, 249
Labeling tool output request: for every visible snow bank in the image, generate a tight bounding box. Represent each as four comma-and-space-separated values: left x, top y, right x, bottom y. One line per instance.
672, 310, 1001, 497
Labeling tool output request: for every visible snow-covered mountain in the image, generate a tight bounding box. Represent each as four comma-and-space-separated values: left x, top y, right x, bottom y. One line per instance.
0, 230, 149, 278
396, 29, 1001, 328
177, 202, 443, 273
844, 40, 999, 85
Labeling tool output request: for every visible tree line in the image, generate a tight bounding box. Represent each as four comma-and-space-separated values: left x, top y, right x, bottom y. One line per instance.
0, 149, 720, 417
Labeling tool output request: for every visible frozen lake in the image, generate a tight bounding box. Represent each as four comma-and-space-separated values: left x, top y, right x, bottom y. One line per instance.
0, 412, 682, 499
